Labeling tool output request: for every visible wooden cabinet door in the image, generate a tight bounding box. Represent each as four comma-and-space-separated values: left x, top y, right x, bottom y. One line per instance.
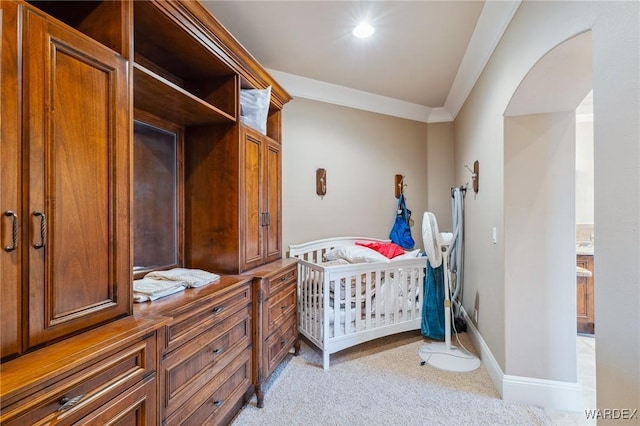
0, 0, 22, 360
241, 126, 264, 271
240, 126, 283, 271
23, 10, 130, 349
263, 138, 282, 263
576, 255, 595, 334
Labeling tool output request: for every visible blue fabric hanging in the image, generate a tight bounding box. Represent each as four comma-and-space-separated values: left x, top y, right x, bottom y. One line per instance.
421, 259, 446, 340
389, 193, 415, 249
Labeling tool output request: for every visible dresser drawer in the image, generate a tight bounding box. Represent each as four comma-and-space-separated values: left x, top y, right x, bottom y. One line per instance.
164, 283, 251, 353
1, 334, 156, 426
264, 314, 296, 375
75, 374, 157, 425
178, 352, 252, 426
164, 347, 252, 426
265, 284, 296, 336
162, 305, 251, 418
264, 264, 297, 297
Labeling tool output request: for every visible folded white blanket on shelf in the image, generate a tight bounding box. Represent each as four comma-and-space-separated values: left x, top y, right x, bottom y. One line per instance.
134, 286, 186, 303
134, 277, 187, 295
133, 277, 187, 303
145, 268, 221, 288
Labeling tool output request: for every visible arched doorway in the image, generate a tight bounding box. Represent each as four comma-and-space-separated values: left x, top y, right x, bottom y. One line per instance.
502, 31, 592, 411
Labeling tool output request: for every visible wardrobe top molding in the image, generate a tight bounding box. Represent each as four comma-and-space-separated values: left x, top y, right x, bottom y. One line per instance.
160, 0, 291, 109
25, 0, 291, 109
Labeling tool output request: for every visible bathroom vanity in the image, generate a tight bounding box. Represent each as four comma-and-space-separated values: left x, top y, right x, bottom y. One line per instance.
576, 250, 595, 335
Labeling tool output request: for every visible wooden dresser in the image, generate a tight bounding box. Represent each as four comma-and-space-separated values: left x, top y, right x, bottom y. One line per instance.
248, 258, 300, 408
0, 316, 169, 425
134, 276, 254, 425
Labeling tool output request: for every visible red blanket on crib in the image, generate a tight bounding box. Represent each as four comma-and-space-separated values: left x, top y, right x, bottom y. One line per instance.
356, 241, 405, 259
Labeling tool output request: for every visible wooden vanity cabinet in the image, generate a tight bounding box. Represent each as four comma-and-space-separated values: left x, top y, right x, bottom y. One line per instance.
577, 254, 595, 334
250, 258, 299, 408
0, 1, 131, 359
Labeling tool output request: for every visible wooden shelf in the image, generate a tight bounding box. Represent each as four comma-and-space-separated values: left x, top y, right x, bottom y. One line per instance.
134, 1, 233, 80
133, 63, 235, 126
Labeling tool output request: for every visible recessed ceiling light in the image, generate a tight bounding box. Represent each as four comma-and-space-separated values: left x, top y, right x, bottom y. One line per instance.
352, 22, 374, 38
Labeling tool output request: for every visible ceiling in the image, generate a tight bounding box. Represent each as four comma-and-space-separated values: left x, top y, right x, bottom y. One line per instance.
203, 1, 521, 122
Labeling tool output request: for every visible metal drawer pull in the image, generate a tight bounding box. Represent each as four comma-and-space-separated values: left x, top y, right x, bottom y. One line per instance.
212, 399, 224, 407
212, 306, 224, 314
213, 348, 224, 355
281, 339, 288, 346
280, 276, 287, 281
281, 305, 288, 310
57, 394, 84, 412
4, 211, 18, 252
260, 212, 271, 227
33, 210, 46, 249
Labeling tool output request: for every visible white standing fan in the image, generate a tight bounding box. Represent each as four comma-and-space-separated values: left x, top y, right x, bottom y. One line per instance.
419, 212, 480, 372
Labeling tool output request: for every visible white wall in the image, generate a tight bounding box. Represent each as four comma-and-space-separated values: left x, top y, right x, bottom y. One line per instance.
455, 0, 639, 416
504, 112, 577, 382
281, 97, 446, 252
426, 122, 455, 232
575, 120, 594, 225
591, 2, 640, 417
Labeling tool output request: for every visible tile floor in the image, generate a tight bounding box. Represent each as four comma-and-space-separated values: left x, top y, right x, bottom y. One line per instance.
547, 334, 596, 425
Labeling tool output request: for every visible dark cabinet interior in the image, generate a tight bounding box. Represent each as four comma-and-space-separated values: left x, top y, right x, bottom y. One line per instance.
133, 118, 183, 275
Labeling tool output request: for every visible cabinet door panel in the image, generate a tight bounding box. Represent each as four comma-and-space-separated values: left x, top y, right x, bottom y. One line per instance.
241, 128, 263, 270
263, 139, 281, 262
0, 0, 22, 360
576, 255, 594, 334
24, 10, 130, 348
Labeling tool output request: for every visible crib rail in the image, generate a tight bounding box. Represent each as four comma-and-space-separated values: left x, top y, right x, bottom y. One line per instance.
289, 236, 390, 264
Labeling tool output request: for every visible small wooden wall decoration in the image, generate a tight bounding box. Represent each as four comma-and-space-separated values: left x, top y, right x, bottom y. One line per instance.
316, 168, 326, 196
472, 160, 479, 194
464, 161, 480, 194
395, 174, 405, 198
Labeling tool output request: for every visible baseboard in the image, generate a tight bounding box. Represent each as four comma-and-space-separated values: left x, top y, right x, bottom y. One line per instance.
460, 307, 583, 412
460, 307, 504, 394
502, 375, 583, 412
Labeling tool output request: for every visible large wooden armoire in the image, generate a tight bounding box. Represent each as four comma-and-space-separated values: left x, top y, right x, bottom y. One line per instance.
0, 1, 294, 424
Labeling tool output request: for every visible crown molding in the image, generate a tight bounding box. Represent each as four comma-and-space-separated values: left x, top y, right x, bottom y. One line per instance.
444, 1, 522, 120
269, 1, 520, 124
428, 107, 454, 123
267, 69, 432, 123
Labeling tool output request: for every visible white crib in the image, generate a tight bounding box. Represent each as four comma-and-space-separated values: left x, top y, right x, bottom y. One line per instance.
289, 237, 425, 369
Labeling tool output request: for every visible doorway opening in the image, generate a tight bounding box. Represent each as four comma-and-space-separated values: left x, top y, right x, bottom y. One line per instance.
575, 90, 596, 410
503, 30, 594, 412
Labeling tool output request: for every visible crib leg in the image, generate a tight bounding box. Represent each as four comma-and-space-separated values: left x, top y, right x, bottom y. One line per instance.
323, 351, 330, 370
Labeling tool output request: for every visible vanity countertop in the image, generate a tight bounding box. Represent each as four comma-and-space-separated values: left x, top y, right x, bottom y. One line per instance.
577, 245, 594, 256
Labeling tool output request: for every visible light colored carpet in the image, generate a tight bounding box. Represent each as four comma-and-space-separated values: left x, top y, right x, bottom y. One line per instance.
231, 331, 552, 425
